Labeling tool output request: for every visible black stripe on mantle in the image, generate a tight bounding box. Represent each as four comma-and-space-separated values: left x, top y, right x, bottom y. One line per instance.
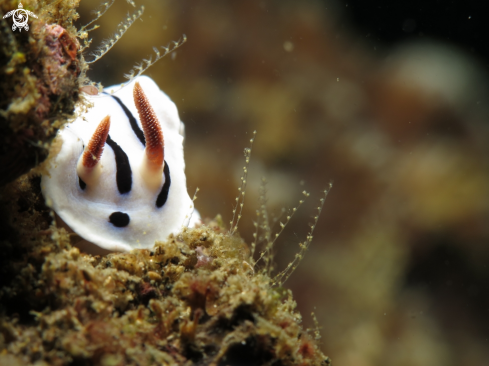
156, 161, 171, 208
108, 94, 146, 146
106, 135, 132, 194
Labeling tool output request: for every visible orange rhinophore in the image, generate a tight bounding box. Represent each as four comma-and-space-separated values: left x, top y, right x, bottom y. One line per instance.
134, 81, 165, 189
76, 115, 110, 186
82, 115, 111, 168
134, 81, 164, 169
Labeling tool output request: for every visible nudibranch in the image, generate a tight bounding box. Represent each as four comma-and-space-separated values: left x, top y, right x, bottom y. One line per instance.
41, 76, 199, 252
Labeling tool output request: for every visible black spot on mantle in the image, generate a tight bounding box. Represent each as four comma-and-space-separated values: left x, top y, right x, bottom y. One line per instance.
109, 212, 130, 227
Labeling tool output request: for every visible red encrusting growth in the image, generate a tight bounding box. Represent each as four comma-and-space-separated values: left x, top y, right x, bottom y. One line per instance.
133, 82, 164, 169
82, 115, 111, 168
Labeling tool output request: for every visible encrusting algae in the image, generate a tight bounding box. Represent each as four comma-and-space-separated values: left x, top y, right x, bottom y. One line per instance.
0, 0, 82, 187
0, 0, 331, 365
0, 176, 331, 365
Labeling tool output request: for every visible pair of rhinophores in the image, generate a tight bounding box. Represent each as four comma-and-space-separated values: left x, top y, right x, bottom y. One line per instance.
42, 76, 200, 252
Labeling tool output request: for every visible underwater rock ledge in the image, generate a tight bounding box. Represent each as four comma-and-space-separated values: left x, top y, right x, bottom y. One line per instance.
0, 177, 330, 366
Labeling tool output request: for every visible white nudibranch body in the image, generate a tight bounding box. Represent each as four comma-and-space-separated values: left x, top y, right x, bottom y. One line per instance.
41, 76, 200, 252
